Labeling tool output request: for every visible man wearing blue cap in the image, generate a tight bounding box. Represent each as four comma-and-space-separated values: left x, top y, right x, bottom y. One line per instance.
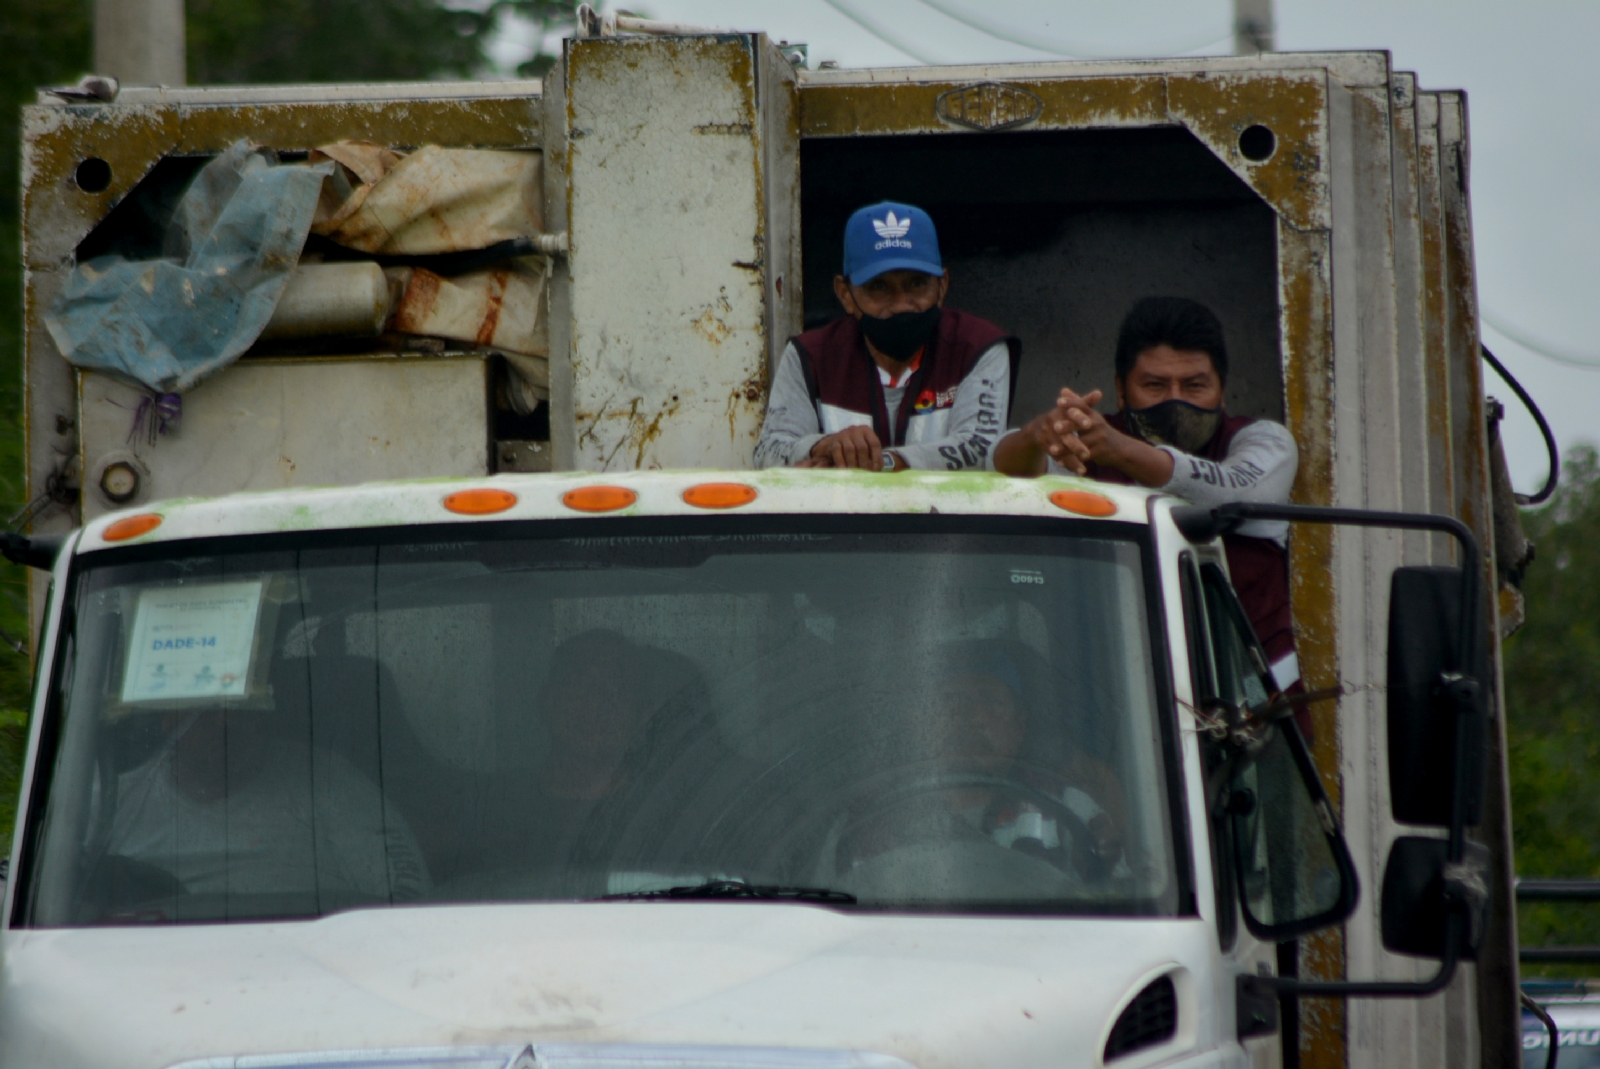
754, 202, 1019, 471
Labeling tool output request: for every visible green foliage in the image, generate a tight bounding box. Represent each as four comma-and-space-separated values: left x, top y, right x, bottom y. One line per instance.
1505, 444, 1600, 974
188, 0, 579, 83
0, 0, 96, 856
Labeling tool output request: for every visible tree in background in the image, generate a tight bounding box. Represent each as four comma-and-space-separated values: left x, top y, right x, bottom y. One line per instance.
1506, 444, 1600, 973
0, 0, 577, 850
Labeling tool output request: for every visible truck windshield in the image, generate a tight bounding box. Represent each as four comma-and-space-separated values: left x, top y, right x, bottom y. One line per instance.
20, 516, 1183, 925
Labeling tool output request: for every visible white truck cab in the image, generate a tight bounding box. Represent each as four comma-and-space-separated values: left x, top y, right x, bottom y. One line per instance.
0, 469, 1393, 1069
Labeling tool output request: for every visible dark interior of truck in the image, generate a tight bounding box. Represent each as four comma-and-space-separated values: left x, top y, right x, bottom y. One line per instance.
799, 127, 1285, 429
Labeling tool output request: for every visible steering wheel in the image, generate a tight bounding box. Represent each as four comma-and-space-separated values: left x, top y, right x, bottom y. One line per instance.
831, 765, 1118, 884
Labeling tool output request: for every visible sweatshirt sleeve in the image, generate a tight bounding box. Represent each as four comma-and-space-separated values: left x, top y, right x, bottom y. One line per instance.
892, 342, 1011, 471
753, 342, 825, 469
1157, 420, 1299, 545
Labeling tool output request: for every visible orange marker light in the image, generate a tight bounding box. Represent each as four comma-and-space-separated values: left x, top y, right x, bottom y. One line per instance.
102, 513, 163, 542
682, 482, 758, 509
443, 488, 517, 515
562, 485, 638, 513
1049, 489, 1117, 518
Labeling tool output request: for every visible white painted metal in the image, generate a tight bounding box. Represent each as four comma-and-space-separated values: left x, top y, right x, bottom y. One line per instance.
557, 35, 794, 471
76, 356, 490, 521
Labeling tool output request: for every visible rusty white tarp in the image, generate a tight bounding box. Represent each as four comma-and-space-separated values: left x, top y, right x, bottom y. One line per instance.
313, 142, 543, 255
385, 258, 550, 412
45, 141, 332, 393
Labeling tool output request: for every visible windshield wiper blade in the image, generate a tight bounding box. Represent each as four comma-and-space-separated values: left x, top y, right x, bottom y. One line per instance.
596, 879, 856, 905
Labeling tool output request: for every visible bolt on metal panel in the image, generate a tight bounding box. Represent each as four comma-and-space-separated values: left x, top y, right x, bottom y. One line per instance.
557, 34, 795, 471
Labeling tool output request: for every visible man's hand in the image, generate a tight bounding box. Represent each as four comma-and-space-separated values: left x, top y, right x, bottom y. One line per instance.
807, 425, 884, 471
995, 390, 1099, 476
1055, 388, 1175, 486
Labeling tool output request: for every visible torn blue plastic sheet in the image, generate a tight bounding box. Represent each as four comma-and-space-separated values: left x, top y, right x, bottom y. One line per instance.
46, 141, 333, 394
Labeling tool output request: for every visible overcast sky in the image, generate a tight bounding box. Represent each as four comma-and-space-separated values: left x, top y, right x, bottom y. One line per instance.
495, 0, 1598, 496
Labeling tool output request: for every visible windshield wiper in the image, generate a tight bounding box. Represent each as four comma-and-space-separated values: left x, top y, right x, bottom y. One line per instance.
596, 879, 856, 905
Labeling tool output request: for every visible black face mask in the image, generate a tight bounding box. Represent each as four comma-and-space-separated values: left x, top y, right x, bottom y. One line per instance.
1125, 398, 1224, 454
857, 306, 941, 362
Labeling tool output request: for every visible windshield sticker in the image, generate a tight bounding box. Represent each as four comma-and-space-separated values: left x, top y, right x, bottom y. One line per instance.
121, 581, 265, 703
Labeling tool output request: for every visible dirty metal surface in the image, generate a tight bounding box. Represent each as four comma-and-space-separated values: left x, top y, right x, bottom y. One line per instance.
22, 95, 541, 270
800, 67, 1329, 232
20, 84, 539, 637
1434, 88, 1525, 1069
77, 355, 490, 522
1413, 93, 1457, 547
561, 35, 787, 471
797, 50, 1390, 91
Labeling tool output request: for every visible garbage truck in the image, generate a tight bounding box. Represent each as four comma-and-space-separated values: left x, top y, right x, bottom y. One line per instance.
5, 20, 1534, 1069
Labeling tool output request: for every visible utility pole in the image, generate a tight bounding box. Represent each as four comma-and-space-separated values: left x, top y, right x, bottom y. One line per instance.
94, 0, 186, 85
1233, 0, 1274, 54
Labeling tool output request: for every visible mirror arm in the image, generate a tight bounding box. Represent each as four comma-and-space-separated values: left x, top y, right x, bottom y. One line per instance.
1171, 501, 1482, 670
1174, 502, 1491, 1001
1248, 913, 1463, 998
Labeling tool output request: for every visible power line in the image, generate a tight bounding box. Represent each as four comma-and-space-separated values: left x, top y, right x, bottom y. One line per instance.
1481, 312, 1600, 371
914, 0, 1231, 59
819, 0, 941, 65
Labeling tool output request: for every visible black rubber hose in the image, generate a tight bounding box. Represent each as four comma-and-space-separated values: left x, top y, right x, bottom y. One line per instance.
1522, 991, 1559, 1069
1483, 344, 1560, 505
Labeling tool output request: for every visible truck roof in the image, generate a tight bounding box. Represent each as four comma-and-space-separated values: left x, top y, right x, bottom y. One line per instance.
78, 470, 1156, 550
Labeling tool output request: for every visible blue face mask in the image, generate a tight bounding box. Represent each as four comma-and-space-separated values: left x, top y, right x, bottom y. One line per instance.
1125, 398, 1224, 454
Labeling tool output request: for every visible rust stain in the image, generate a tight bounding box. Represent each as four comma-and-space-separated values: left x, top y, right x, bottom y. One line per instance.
1414, 106, 1456, 522
390, 268, 443, 335
691, 289, 735, 346
799, 75, 1163, 137
1166, 72, 1330, 232
474, 269, 510, 346
21, 94, 539, 270
1277, 225, 1347, 1069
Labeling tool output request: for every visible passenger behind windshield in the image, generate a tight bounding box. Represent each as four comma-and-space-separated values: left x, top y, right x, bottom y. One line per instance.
94, 701, 429, 923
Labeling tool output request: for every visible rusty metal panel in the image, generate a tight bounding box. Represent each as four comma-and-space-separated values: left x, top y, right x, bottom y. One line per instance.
1434, 89, 1524, 1069
756, 36, 802, 381
1165, 70, 1330, 233
801, 68, 1331, 233
20, 84, 542, 558
558, 34, 793, 471
1414, 94, 1457, 544
797, 50, 1390, 92
77, 355, 490, 522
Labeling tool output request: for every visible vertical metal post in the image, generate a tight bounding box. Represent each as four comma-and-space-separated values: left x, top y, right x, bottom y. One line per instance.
1233, 0, 1275, 54
94, 0, 186, 85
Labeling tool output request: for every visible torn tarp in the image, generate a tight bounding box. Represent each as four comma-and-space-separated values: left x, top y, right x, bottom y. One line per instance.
311, 142, 543, 255
46, 141, 333, 394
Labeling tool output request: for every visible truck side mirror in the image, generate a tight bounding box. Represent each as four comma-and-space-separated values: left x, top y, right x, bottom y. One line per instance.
1381, 836, 1489, 959
1386, 566, 1487, 828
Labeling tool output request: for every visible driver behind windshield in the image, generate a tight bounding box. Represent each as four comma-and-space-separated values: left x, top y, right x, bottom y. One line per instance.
838, 643, 1124, 882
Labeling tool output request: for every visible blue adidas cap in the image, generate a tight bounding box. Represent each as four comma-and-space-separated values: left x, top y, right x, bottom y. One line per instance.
842, 201, 943, 285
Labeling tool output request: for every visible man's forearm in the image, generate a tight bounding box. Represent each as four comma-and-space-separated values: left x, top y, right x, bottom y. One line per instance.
993, 429, 1047, 476
1101, 436, 1175, 486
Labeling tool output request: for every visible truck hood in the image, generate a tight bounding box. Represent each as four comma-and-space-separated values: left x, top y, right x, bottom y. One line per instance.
1, 902, 1229, 1069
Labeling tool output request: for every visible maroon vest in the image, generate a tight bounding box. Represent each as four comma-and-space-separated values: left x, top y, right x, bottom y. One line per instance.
791, 309, 1020, 448
1088, 413, 1296, 666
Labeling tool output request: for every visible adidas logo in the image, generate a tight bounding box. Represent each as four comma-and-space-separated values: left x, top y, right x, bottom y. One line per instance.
872, 211, 912, 239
